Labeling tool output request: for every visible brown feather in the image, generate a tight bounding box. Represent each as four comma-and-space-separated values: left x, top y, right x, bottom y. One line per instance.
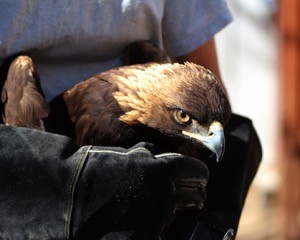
62, 76, 131, 146
1, 56, 49, 131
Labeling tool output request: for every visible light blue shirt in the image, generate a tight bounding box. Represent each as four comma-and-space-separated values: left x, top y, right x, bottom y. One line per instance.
0, 0, 232, 100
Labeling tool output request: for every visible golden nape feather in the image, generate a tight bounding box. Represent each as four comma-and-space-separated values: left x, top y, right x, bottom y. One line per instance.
110, 62, 223, 127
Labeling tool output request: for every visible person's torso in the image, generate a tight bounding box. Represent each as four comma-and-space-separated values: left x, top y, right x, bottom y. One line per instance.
0, 0, 164, 100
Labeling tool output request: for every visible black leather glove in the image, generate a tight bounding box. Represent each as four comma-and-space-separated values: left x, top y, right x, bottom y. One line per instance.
0, 124, 209, 240
72, 142, 209, 240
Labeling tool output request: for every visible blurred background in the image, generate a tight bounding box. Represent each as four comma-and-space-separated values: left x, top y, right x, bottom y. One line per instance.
215, 0, 300, 239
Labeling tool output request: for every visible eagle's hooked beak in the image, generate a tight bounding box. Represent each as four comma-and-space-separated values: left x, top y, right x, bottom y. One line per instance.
182, 121, 225, 162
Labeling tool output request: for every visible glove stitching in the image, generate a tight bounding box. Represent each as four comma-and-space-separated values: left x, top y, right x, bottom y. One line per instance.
88, 147, 150, 155
155, 153, 183, 158
64, 145, 92, 240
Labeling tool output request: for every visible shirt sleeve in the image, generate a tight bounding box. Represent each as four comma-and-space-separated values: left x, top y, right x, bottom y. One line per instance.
162, 0, 233, 57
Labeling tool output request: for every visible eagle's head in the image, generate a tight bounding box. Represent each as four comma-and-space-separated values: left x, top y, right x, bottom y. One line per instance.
112, 62, 231, 162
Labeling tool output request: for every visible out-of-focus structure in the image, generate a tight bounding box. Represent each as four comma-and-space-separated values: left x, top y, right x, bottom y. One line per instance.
278, 0, 300, 238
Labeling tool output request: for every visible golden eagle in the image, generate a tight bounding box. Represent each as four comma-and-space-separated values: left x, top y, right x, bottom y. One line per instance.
1, 42, 231, 162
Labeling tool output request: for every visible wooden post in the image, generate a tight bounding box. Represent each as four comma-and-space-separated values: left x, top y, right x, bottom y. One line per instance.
278, 0, 300, 238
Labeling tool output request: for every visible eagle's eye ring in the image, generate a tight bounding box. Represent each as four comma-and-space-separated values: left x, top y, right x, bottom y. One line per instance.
174, 110, 191, 124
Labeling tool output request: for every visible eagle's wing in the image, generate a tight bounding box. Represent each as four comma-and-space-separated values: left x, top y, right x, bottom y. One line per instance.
63, 75, 134, 147
1, 56, 49, 131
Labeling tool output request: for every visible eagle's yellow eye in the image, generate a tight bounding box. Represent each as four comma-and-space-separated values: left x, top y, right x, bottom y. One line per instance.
174, 110, 191, 124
